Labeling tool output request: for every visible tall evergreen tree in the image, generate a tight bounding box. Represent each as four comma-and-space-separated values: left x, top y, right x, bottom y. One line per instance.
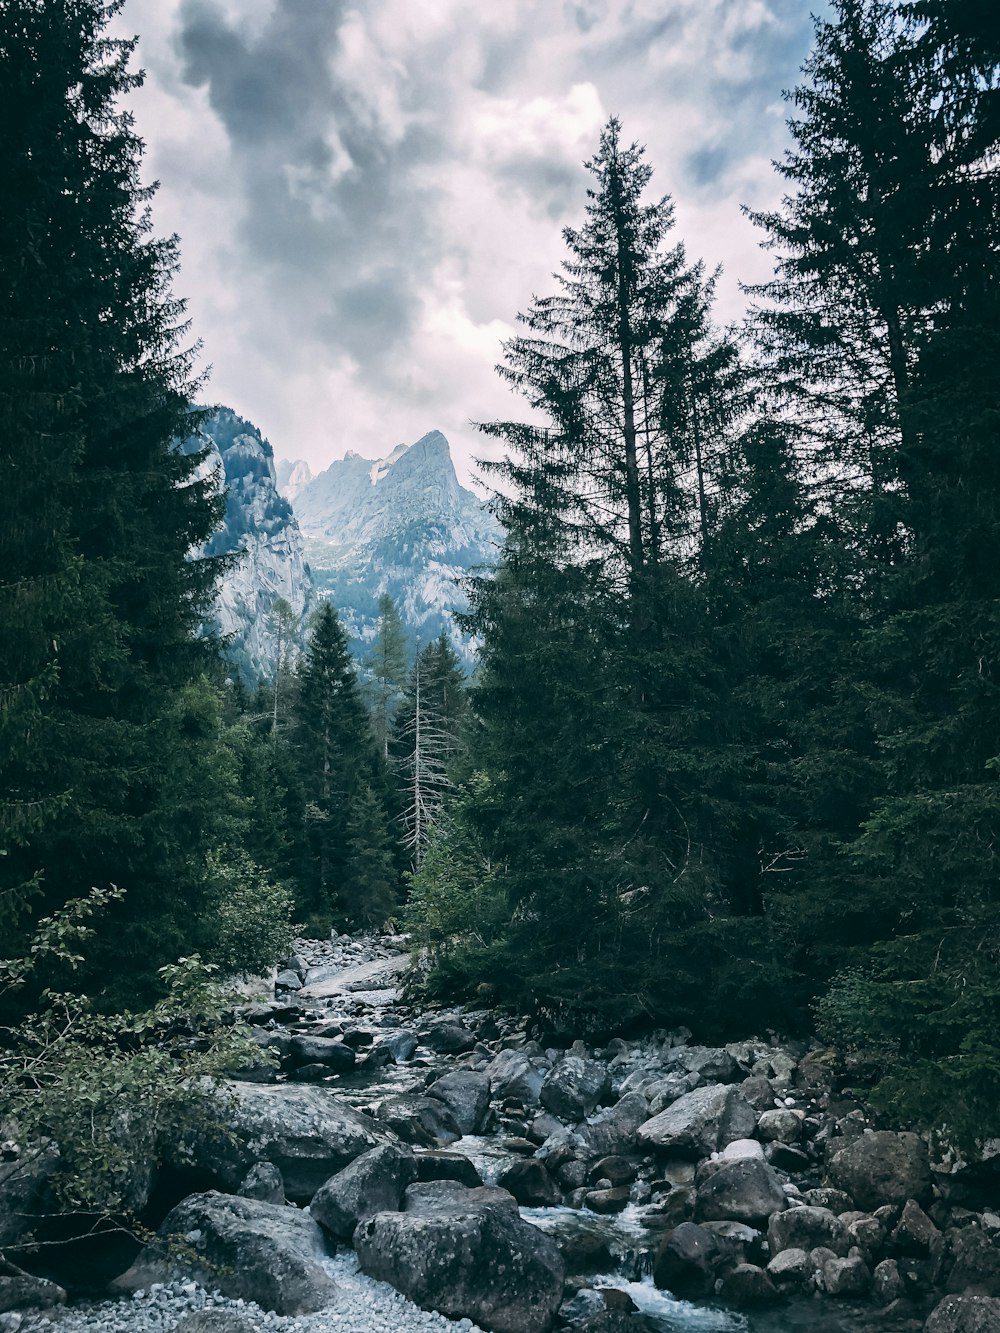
365, 593, 408, 760
0, 0, 224, 993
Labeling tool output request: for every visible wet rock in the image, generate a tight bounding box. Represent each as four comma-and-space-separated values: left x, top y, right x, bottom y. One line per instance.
589, 1156, 637, 1187
768, 1206, 851, 1257
289, 1062, 335, 1083
275, 969, 302, 992
110, 1191, 337, 1316
696, 1157, 787, 1225
585, 1185, 632, 1214
415, 1150, 484, 1188
719, 1262, 779, 1307
370, 1030, 419, 1064
237, 1161, 285, 1205
652, 1221, 734, 1298
311, 1143, 417, 1242
638, 1084, 756, 1157
541, 1056, 608, 1121
497, 1158, 561, 1207
178, 1082, 389, 1202
829, 1131, 932, 1210
354, 1180, 564, 1333
575, 1093, 650, 1158
926, 1295, 1000, 1333
426, 1070, 490, 1135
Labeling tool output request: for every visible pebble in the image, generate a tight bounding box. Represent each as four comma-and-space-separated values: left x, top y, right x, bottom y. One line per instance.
30, 1255, 485, 1333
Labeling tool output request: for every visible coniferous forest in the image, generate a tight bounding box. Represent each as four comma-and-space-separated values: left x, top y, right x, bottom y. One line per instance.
2, 0, 1000, 1257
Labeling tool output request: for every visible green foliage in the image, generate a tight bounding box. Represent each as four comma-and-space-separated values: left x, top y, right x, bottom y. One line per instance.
0, 889, 263, 1230
203, 849, 295, 977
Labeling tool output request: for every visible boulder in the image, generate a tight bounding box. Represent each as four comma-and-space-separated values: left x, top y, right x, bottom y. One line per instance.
718, 1263, 779, 1307
676, 1046, 742, 1084
109, 1192, 337, 1316
354, 1181, 564, 1333
757, 1109, 802, 1144
485, 1049, 548, 1105
585, 1186, 632, 1215
768, 1206, 851, 1257
829, 1131, 932, 1210
696, 1158, 787, 1225
653, 1221, 734, 1298
767, 1248, 811, 1287
274, 969, 302, 991
927, 1296, 1000, 1333
0, 1145, 59, 1249
574, 1093, 650, 1158
540, 1057, 608, 1122
947, 1229, 1000, 1296
287, 1035, 356, 1072
418, 1019, 477, 1054
823, 1254, 872, 1297
647, 1073, 699, 1115
893, 1200, 942, 1256
873, 1258, 907, 1304
426, 1070, 490, 1136
378, 1094, 461, 1146
0, 1276, 66, 1314
177, 1082, 389, 1201
237, 1161, 285, 1205
311, 1143, 417, 1242
589, 1156, 637, 1187
638, 1084, 756, 1157
370, 1030, 419, 1064
414, 1151, 484, 1188
496, 1158, 561, 1208
740, 1075, 777, 1112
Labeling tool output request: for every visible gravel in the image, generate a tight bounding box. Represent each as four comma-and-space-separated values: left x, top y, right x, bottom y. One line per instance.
4, 1254, 485, 1333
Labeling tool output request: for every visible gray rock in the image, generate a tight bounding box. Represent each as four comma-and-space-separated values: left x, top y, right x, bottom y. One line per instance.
767, 1248, 811, 1286
378, 1093, 461, 1146
541, 1056, 608, 1122
829, 1131, 932, 1210
647, 1073, 699, 1115
768, 1206, 851, 1257
173, 1314, 259, 1333
287, 1034, 356, 1071
496, 1158, 561, 1207
653, 1221, 734, 1298
947, 1228, 1000, 1296
585, 1185, 632, 1214
237, 1161, 285, 1205
109, 1191, 337, 1316
926, 1296, 1000, 1333
823, 1253, 871, 1297
355, 1180, 564, 1333
275, 969, 302, 991
485, 1049, 548, 1105
311, 1143, 417, 1242
893, 1199, 942, 1256
696, 1157, 787, 1225
0, 1276, 66, 1314
874, 1258, 906, 1304
676, 1046, 742, 1084
804, 1187, 854, 1212
757, 1109, 802, 1144
0, 1146, 58, 1249
740, 1075, 777, 1112
419, 1019, 477, 1054
574, 1093, 650, 1158
177, 1081, 389, 1201
426, 1070, 490, 1135
370, 1029, 419, 1064
414, 1150, 484, 1188
719, 1262, 779, 1307
638, 1083, 756, 1157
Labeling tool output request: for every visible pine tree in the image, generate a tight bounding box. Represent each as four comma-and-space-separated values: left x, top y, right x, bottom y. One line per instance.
0, 0, 224, 993
365, 593, 408, 759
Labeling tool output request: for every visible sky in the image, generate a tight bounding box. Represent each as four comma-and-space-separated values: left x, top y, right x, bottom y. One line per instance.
113, 0, 826, 487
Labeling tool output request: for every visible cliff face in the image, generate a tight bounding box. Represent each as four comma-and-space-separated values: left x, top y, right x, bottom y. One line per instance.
184, 408, 312, 680
280, 430, 501, 660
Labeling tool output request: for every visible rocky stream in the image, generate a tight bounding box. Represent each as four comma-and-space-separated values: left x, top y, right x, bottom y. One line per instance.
3, 934, 1000, 1333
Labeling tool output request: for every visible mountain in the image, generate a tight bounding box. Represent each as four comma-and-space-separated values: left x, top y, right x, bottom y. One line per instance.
279, 430, 501, 660
275, 457, 312, 502
184, 407, 313, 680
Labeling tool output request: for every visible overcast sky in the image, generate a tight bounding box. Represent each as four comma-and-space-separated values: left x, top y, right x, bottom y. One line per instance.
115, 0, 825, 486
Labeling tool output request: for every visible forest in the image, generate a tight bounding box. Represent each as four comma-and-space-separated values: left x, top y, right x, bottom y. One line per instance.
2, 0, 999, 1199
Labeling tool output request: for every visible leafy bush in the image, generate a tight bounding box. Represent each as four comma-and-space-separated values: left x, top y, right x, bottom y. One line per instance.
0, 887, 264, 1241
203, 849, 295, 977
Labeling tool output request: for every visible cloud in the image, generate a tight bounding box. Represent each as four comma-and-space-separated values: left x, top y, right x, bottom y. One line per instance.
115, 0, 825, 483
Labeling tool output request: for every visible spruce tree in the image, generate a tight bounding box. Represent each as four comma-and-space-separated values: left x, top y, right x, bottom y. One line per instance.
365, 593, 408, 759
0, 0, 224, 994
